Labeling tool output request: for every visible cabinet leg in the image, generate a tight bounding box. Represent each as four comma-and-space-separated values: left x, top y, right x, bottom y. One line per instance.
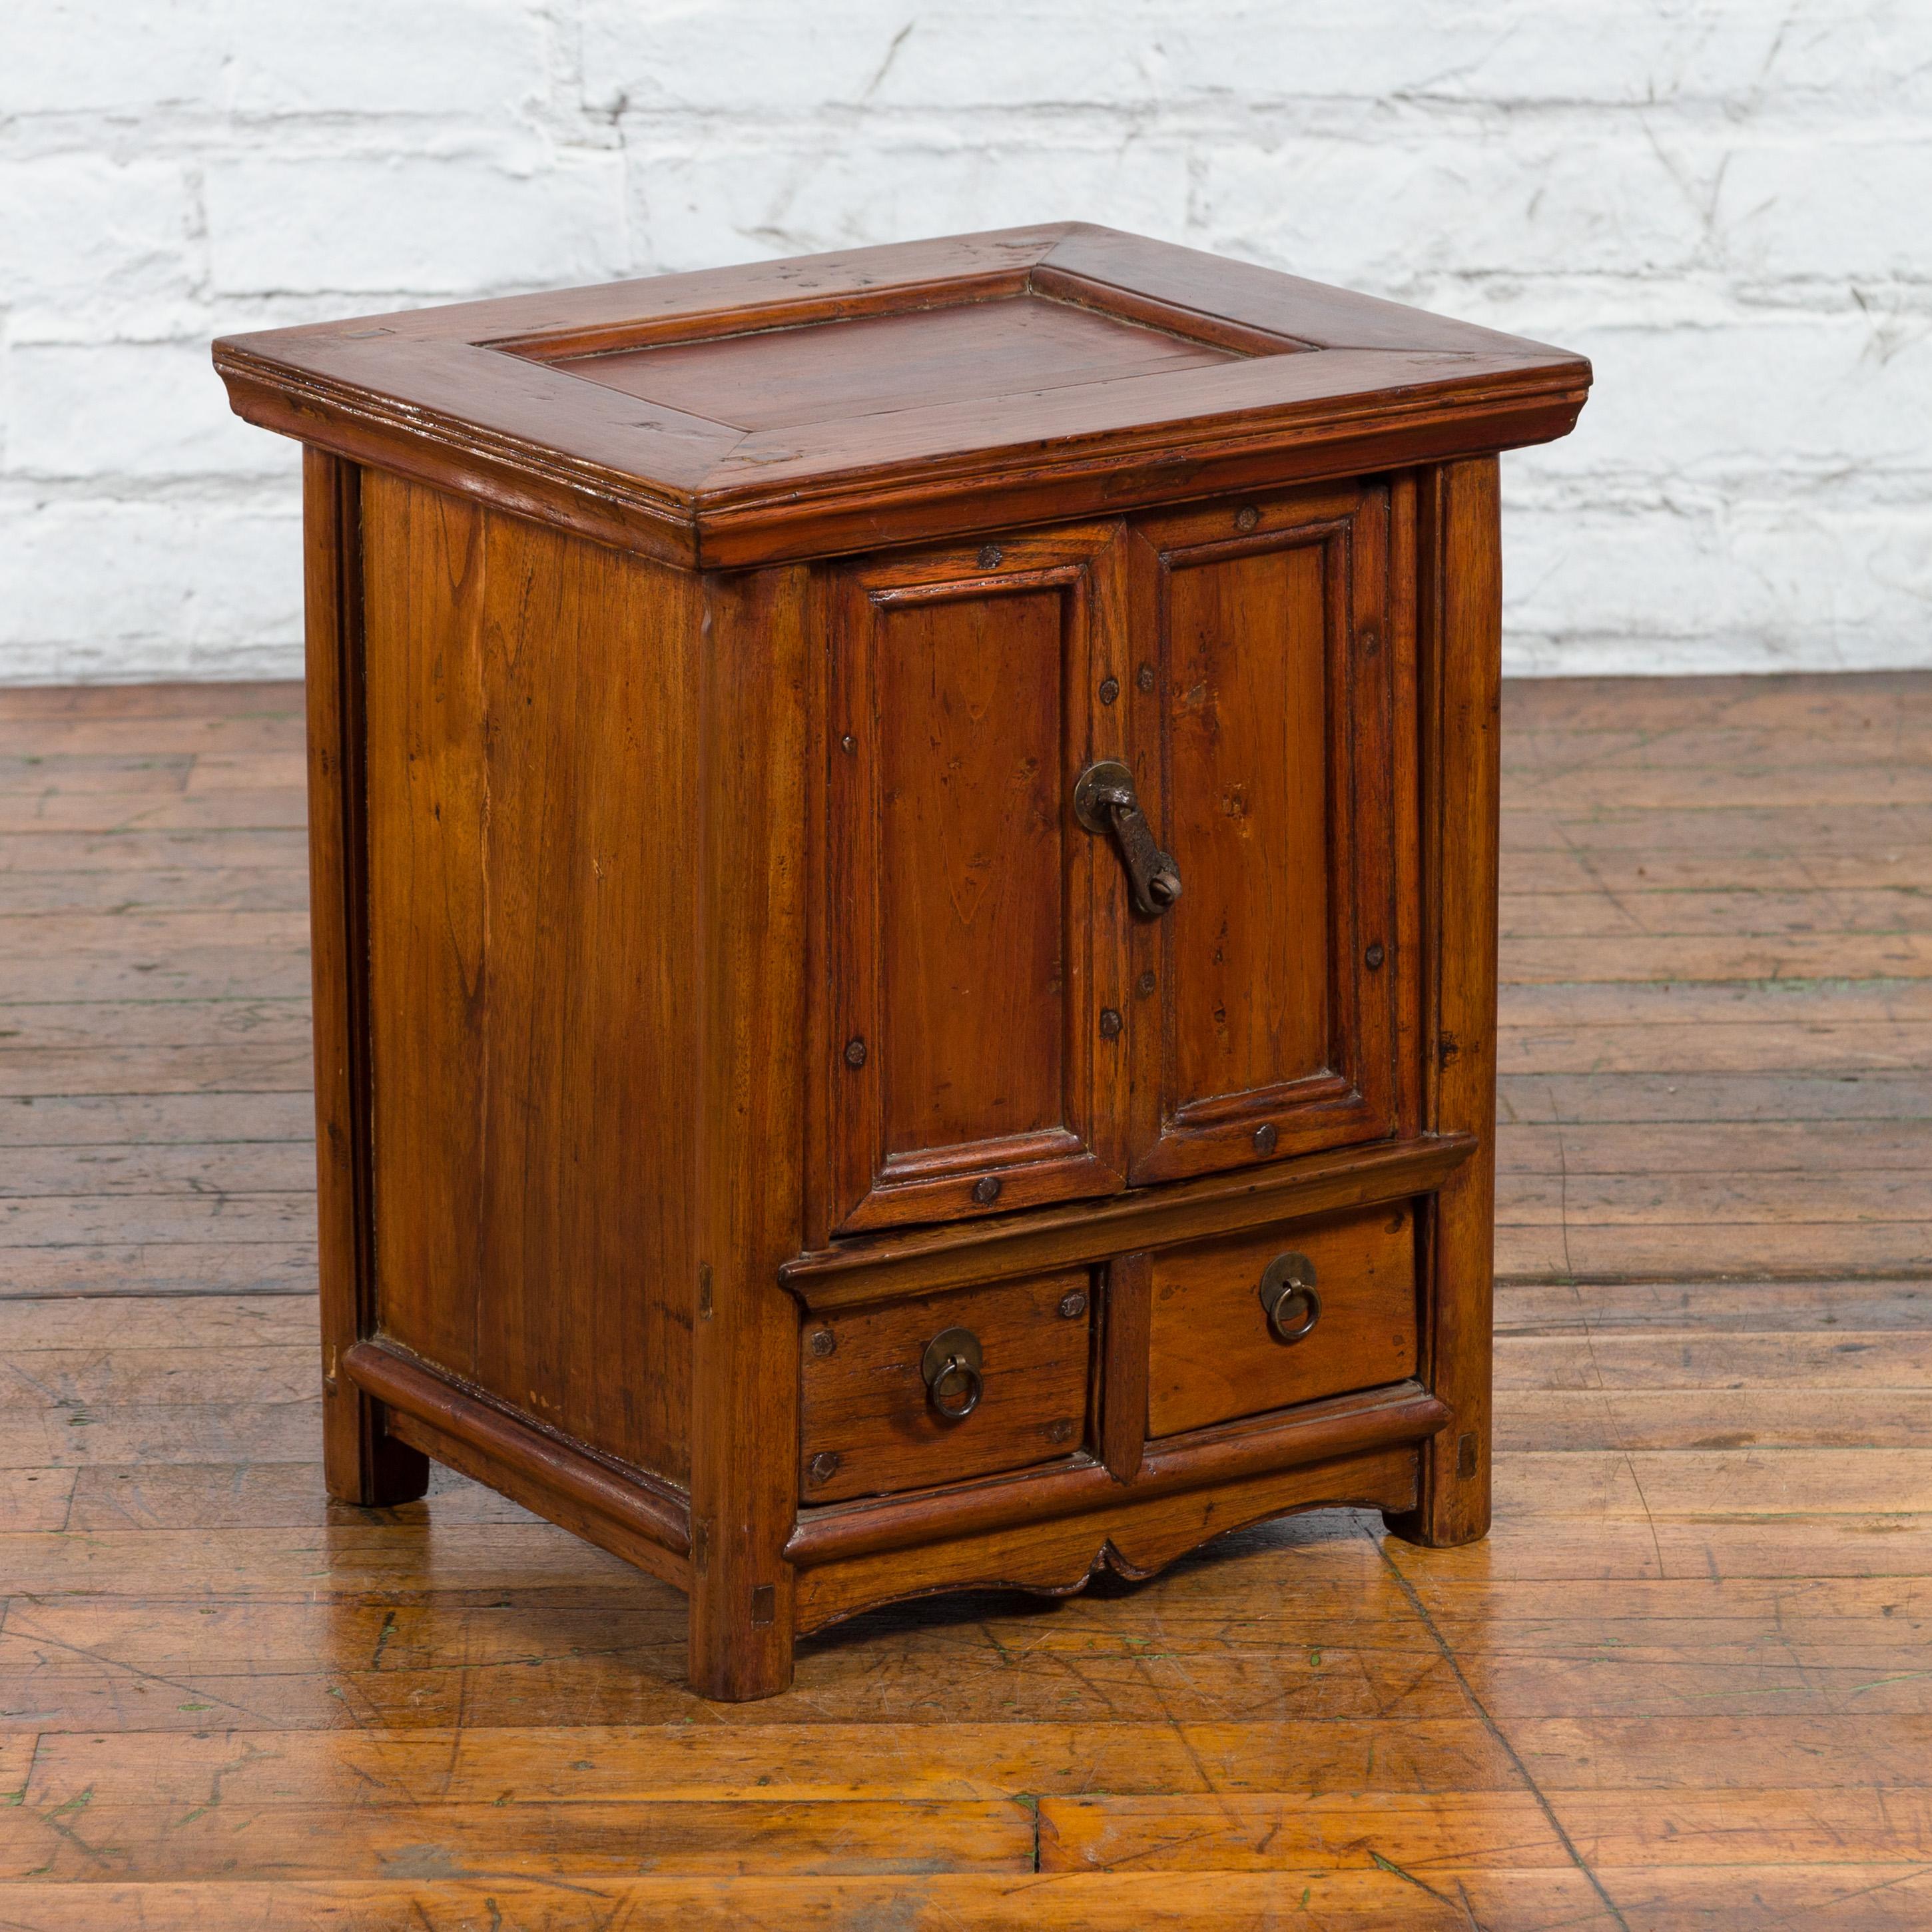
1384, 1424, 1490, 1548
687, 1568, 796, 1702
1389, 458, 1504, 1560
323, 1378, 429, 1507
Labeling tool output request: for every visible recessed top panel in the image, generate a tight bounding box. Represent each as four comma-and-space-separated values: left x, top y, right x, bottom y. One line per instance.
542, 292, 1246, 432
213, 222, 1592, 568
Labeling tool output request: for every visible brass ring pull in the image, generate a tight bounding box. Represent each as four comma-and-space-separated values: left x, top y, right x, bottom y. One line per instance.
1074, 760, 1182, 918
921, 1327, 984, 1420
1258, 1252, 1321, 1345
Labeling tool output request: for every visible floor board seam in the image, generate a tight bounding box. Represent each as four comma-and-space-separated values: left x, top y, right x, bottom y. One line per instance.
1369, 1524, 1635, 1932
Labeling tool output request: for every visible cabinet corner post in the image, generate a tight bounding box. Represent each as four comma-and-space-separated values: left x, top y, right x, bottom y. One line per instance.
1387, 456, 1500, 1551
686, 565, 812, 1700
304, 447, 428, 1508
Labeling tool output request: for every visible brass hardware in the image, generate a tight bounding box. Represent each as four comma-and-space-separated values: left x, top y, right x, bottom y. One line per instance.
1258, 1251, 1321, 1344
844, 1037, 867, 1068
922, 1326, 984, 1420
1099, 675, 1120, 705
1253, 1123, 1277, 1155
1058, 1289, 1088, 1319
808, 1328, 836, 1358
1098, 1006, 1122, 1040
1365, 941, 1385, 970
972, 1175, 1002, 1206
807, 1450, 841, 1485
1074, 759, 1182, 918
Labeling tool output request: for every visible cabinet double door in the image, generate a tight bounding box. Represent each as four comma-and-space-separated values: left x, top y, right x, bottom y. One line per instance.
818, 480, 1407, 1241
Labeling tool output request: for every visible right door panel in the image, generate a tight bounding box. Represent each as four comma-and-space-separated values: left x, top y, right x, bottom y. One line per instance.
1124, 482, 1403, 1184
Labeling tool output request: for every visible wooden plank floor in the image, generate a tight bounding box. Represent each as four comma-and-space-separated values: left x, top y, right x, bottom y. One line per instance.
1, 670, 1928, 1929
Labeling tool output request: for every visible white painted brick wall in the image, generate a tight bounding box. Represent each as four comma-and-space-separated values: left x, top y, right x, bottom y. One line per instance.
2, 0, 1927, 681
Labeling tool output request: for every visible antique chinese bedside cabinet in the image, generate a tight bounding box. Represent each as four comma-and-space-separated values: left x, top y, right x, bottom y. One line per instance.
214, 224, 1588, 1700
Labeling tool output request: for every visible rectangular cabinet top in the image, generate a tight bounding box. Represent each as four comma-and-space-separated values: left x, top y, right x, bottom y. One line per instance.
214, 222, 1589, 568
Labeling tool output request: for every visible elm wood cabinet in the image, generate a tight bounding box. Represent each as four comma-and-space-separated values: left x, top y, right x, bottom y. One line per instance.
214, 224, 1589, 1701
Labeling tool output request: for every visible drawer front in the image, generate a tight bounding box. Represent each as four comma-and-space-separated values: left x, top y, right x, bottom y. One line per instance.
1123, 482, 1407, 1185
800, 1271, 1094, 1503
1145, 1203, 1417, 1439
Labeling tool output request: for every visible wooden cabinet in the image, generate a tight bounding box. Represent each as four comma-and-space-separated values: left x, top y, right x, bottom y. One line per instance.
216, 224, 1588, 1700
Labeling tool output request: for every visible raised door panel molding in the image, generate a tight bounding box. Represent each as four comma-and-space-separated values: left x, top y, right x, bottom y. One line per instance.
1125, 482, 1405, 1185
822, 525, 1133, 1237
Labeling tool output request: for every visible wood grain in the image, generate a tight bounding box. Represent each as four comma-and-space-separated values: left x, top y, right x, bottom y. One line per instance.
213, 224, 1590, 569
1145, 1202, 1419, 1437
798, 1271, 1093, 1504
822, 526, 1128, 1235
202, 242, 1585, 1700
358, 468, 700, 1485
562, 289, 1238, 431
1386, 456, 1504, 1551
9, 621, 1932, 1909
685, 563, 811, 1701
204, 445, 1520, 1685
781, 1131, 1471, 1311
301, 449, 426, 1510
1124, 480, 1403, 1184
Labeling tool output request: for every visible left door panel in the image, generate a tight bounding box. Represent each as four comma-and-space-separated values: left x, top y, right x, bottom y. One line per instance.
819, 525, 1132, 1236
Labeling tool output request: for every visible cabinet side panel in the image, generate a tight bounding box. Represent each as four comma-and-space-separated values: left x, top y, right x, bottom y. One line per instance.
361, 470, 701, 1486
472, 509, 703, 1484
362, 471, 489, 1381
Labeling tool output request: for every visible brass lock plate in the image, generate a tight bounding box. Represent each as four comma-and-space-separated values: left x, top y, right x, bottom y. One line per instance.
921, 1325, 983, 1386
921, 1325, 985, 1419
1072, 759, 1135, 834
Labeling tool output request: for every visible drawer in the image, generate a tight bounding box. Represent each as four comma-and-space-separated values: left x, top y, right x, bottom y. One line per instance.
799, 1271, 1094, 1503
1145, 1203, 1418, 1439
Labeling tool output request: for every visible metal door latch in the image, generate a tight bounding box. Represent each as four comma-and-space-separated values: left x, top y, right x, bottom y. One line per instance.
1074, 760, 1182, 918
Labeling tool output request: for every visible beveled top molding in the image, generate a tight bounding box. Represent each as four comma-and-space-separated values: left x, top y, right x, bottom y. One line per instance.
214, 222, 1590, 569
